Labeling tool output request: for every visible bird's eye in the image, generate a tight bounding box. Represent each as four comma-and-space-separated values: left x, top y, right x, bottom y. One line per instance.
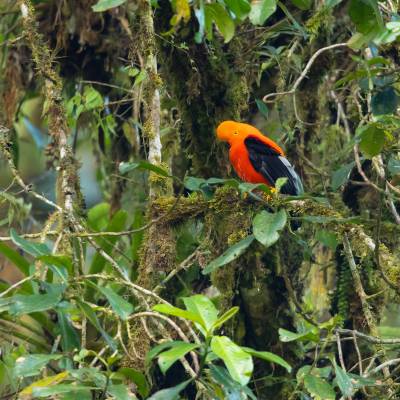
233, 131, 239, 135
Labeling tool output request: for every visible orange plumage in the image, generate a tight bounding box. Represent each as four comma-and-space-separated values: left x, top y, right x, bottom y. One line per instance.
216, 120, 303, 195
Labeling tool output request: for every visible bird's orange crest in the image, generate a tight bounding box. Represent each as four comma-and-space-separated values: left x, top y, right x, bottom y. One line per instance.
216, 120, 284, 156
216, 121, 262, 145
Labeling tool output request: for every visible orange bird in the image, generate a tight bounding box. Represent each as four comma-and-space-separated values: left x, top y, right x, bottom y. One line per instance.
216, 120, 303, 195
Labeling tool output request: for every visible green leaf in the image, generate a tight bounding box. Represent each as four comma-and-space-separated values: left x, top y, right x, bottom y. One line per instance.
57, 309, 80, 352
15, 354, 63, 377
304, 375, 336, 400
225, 0, 251, 19
107, 384, 136, 400
388, 157, 400, 175
152, 304, 206, 328
87, 203, 110, 231
205, 3, 235, 43
6, 293, 62, 316
249, 0, 277, 25
147, 341, 179, 364
94, 284, 133, 320
202, 235, 254, 274
278, 328, 319, 343
211, 336, 253, 386
83, 86, 103, 110
92, 0, 127, 12
252, 210, 287, 247
331, 162, 355, 190
133, 70, 147, 87
10, 228, 50, 257
297, 365, 332, 380
183, 295, 218, 334
21, 372, 69, 395
275, 177, 288, 193
77, 301, 117, 351
255, 99, 269, 119
157, 342, 200, 374
241, 347, 292, 373
371, 87, 399, 116
211, 306, 239, 331
291, 0, 312, 10
119, 160, 170, 177
333, 361, 354, 397
315, 230, 338, 250
356, 123, 385, 158
117, 368, 149, 398
210, 365, 257, 400
32, 384, 94, 397
348, 0, 383, 34
0, 241, 30, 276
147, 379, 192, 400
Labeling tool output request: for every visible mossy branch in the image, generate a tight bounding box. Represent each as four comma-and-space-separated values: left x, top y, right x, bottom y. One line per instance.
19, 0, 81, 223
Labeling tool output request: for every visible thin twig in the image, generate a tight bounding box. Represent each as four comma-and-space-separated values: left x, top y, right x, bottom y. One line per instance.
263, 43, 348, 103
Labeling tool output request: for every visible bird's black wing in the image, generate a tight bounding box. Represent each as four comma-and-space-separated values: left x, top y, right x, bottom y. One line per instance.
245, 136, 303, 195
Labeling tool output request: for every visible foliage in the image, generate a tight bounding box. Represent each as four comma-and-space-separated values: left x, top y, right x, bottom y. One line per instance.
1, 0, 400, 398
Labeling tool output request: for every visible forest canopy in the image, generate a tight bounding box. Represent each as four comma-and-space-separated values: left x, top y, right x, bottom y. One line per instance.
1, 0, 400, 399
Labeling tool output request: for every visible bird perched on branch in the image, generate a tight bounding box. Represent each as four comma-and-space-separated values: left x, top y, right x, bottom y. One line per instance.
216, 120, 303, 195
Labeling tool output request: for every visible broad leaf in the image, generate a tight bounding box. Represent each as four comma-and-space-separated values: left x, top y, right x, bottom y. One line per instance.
331, 162, 355, 190
95, 284, 134, 320
170, 0, 191, 25
241, 347, 292, 373
92, 0, 127, 12
203, 235, 254, 274
117, 368, 149, 398
157, 342, 200, 374
147, 379, 192, 400
279, 328, 319, 343
15, 354, 63, 377
0, 241, 30, 275
83, 86, 103, 110
8, 293, 62, 316
57, 309, 80, 352
10, 228, 50, 257
205, 3, 235, 42
249, 0, 277, 25
348, 0, 383, 34
20, 371, 69, 395
334, 361, 354, 397
183, 295, 218, 334
315, 230, 338, 250
210, 365, 257, 399
253, 210, 287, 247
211, 336, 253, 386
119, 160, 170, 177
107, 384, 136, 400
371, 87, 398, 115
304, 375, 336, 400
152, 303, 205, 328
225, 0, 251, 20
356, 123, 385, 158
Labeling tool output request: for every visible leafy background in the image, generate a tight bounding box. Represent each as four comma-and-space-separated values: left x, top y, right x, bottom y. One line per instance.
1, 0, 400, 398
